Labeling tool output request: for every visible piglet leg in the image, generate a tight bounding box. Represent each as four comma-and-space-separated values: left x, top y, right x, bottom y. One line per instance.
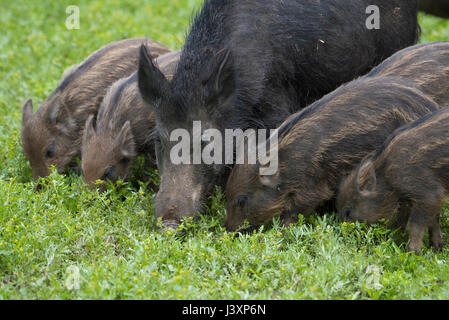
429, 211, 444, 251
407, 190, 444, 254
389, 202, 410, 231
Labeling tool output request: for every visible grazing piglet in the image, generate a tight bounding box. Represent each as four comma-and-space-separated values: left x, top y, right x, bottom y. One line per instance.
224, 77, 439, 232
81, 51, 180, 191
337, 106, 449, 254
21, 38, 170, 180
367, 41, 449, 107
139, 0, 420, 229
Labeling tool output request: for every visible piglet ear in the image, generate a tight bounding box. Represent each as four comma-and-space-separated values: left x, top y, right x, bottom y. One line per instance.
259, 166, 281, 190
47, 103, 77, 131
356, 161, 377, 196
82, 115, 96, 144
138, 44, 169, 108
22, 99, 34, 124
117, 121, 137, 159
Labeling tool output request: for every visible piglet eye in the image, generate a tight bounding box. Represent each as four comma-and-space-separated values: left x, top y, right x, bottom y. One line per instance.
45, 143, 56, 159
102, 166, 116, 181
236, 195, 248, 208
119, 157, 130, 165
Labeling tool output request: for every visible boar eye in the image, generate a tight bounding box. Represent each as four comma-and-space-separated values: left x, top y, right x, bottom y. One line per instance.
102, 166, 116, 181
152, 131, 163, 149
45, 143, 56, 159
154, 138, 164, 174
236, 195, 248, 208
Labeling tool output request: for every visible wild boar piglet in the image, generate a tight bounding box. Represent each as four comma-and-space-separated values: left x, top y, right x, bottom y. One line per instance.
225, 77, 439, 232
21, 38, 170, 180
337, 106, 449, 254
81, 50, 180, 191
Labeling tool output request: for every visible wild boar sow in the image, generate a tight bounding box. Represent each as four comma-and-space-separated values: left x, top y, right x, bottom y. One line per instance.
225, 77, 439, 232
337, 106, 449, 254
21, 38, 170, 180
138, 0, 420, 228
81, 51, 180, 191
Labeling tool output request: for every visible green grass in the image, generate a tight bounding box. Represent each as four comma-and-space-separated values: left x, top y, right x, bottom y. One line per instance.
1, 1, 449, 299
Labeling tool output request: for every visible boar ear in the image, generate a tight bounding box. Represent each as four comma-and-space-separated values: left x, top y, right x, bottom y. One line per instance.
22, 99, 34, 124
117, 121, 137, 160
259, 166, 281, 190
83, 115, 96, 143
47, 104, 77, 130
138, 44, 169, 108
356, 161, 377, 196
202, 49, 235, 102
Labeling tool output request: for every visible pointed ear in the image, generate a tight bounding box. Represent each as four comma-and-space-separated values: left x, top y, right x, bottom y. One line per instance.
356, 161, 377, 196
138, 44, 169, 107
22, 99, 34, 124
117, 121, 137, 159
259, 166, 281, 190
201, 48, 235, 102
82, 115, 96, 144
47, 103, 76, 129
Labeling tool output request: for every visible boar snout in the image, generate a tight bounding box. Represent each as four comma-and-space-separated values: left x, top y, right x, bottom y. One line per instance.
154, 190, 202, 230
33, 169, 50, 181
153, 164, 207, 229
155, 199, 188, 229
224, 217, 240, 232
224, 215, 256, 233
161, 219, 181, 231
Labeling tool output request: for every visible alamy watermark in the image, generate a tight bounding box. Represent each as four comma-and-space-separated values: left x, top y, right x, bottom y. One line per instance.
64, 4, 380, 31
169, 121, 279, 176
66, 5, 80, 30
366, 5, 380, 30
65, 265, 81, 290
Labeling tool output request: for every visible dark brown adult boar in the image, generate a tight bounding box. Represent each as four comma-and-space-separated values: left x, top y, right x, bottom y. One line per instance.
337, 106, 449, 254
366, 41, 449, 107
225, 77, 439, 232
21, 38, 170, 180
139, 0, 420, 229
81, 51, 181, 191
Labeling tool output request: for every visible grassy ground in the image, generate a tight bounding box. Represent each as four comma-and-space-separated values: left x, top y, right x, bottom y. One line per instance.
1, 0, 449, 299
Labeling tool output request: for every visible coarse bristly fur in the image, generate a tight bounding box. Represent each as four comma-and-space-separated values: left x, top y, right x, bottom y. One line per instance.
21, 38, 170, 181
419, 0, 449, 18
337, 106, 449, 254
276, 41, 449, 137
81, 51, 180, 191
224, 77, 439, 232
367, 41, 449, 107
138, 0, 420, 228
